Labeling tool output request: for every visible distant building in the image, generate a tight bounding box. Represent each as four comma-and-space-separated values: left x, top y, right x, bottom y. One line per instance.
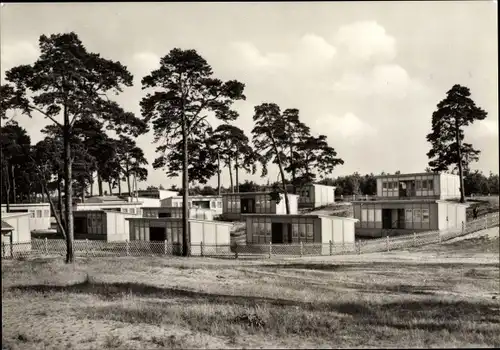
75, 196, 143, 215
262, 183, 336, 209
73, 210, 136, 242
1, 203, 51, 231
1, 212, 32, 257
142, 206, 214, 221
121, 189, 178, 200
161, 196, 223, 215
222, 192, 299, 221
352, 172, 468, 237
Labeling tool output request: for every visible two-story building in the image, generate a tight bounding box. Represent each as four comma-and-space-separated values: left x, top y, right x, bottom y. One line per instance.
352, 172, 468, 237
262, 184, 336, 209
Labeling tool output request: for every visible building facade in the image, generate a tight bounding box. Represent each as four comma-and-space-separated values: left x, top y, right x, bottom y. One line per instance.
1, 203, 51, 231
160, 196, 223, 215
73, 210, 136, 241
75, 196, 143, 215
142, 207, 214, 220
222, 192, 299, 221
1, 212, 32, 257
353, 172, 468, 237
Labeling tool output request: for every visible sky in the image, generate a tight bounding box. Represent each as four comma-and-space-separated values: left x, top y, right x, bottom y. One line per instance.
1, 1, 498, 191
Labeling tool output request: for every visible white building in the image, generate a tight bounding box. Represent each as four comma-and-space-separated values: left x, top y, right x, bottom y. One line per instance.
75, 196, 143, 215
1, 212, 32, 257
73, 210, 137, 242
222, 192, 299, 221
160, 196, 223, 215
1, 203, 51, 231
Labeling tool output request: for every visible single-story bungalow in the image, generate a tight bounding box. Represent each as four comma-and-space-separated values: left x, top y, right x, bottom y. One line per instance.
352, 199, 469, 237
160, 196, 223, 215
242, 213, 358, 254
222, 192, 299, 221
125, 217, 232, 255
1, 212, 32, 257
73, 210, 137, 241
142, 207, 214, 220
75, 196, 143, 215
1, 203, 51, 231
263, 184, 336, 209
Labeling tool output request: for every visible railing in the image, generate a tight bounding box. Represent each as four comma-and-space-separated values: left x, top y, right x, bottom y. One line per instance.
1, 213, 498, 260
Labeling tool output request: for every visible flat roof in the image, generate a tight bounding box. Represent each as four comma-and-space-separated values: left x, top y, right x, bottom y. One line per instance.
1, 220, 14, 231
76, 201, 142, 206
1, 202, 50, 207
165, 195, 222, 200
241, 213, 358, 222
374, 172, 456, 179
221, 192, 300, 197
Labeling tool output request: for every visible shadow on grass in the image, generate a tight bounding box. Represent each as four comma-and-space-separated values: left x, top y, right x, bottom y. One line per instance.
9, 279, 500, 334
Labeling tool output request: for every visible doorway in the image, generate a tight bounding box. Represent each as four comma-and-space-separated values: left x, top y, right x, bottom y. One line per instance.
149, 227, 165, 241
74, 217, 86, 234
382, 209, 392, 229
241, 198, 255, 213
271, 223, 284, 243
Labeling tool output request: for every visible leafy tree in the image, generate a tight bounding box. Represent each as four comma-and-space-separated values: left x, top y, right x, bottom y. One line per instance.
252, 103, 292, 213
426, 84, 487, 203
238, 180, 261, 193
141, 48, 245, 256
292, 134, 344, 189
5, 32, 145, 263
0, 121, 32, 207
115, 135, 148, 195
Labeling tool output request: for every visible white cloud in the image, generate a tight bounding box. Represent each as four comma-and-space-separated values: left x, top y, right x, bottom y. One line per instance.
333, 21, 397, 63
229, 42, 290, 71
0, 41, 39, 81
333, 64, 426, 99
314, 112, 377, 140
293, 34, 337, 68
469, 118, 499, 137
131, 51, 161, 75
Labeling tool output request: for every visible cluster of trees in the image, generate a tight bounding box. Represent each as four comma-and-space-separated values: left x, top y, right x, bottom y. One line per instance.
1, 32, 345, 261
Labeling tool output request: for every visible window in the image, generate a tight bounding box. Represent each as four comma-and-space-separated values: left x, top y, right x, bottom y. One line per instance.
415, 180, 421, 190
299, 223, 306, 239
375, 209, 382, 222
422, 209, 430, 223
368, 209, 374, 222
292, 224, 299, 237
217, 201, 222, 208
414, 209, 421, 222
405, 209, 413, 221
43, 209, 50, 217
361, 209, 368, 222
422, 180, 428, 190
428, 179, 434, 190
387, 182, 392, 190
36, 210, 42, 218
306, 223, 314, 239
382, 181, 387, 189
29, 210, 35, 218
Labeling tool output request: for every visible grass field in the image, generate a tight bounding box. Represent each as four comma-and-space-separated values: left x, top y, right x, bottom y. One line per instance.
2, 227, 499, 349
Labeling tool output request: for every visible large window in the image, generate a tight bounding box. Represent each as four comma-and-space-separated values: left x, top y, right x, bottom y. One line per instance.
428, 180, 434, 190
405, 209, 413, 221
368, 209, 375, 222
422, 209, 430, 223
361, 209, 367, 222
413, 209, 422, 222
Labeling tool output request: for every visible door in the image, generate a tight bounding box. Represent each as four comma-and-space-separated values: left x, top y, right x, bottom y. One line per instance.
241, 198, 255, 213
271, 223, 284, 243
397, 209, 405, 229
74, 217, 86, 234
149, 227, 165, 241
382, 209, 392, 229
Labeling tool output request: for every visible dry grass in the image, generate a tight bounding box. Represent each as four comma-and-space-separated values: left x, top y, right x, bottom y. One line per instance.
2, 228, 500, 349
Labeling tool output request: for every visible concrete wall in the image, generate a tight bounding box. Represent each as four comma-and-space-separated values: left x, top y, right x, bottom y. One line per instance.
438, 174, 461, 200
1, 203, 51, 231
106, 211, 136, 242
274, 194, 299, 215
437, 201, 467, 230
189, 220, 232, 256
312, 184, 336, 208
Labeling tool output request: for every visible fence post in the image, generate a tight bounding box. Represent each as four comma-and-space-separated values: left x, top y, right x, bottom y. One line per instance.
234, 242, 238, 259
164, 240, 167, 255
200, 241, 204, 257
269, 242, 272, 259
86, 239, 89, 257
300, 241, 304, 257
44, 237, 48, 255
386, 236, 389, 252
356, 241, 360, 255
462, 221, 465, 234
126, 240, 129, 256
329, 240, 333, 256
413, 232, 416, 247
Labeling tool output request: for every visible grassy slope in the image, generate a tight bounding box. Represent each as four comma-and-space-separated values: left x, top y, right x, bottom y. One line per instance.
2, 228, 500, 349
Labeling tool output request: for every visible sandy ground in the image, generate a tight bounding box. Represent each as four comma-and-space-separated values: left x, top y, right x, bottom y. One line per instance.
2, 226, 499, 349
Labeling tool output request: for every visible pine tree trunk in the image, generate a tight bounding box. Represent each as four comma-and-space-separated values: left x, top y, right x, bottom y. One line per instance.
228, 159, 234, 193
90, 178, 94, 197
290, 143, 297, 194
57, 176, 63, 225
235, 154, 239, 193
181, 116, 189, 257
270, 132, 290, 214
118, 178, 122, 196
11, 164, 16, 204
97, 173, 103, 196
217, 152, 221, 196
3, 163, 11, 212
456, 123, 466, 203
63, 111, 74, 264
126, 166, 132, 195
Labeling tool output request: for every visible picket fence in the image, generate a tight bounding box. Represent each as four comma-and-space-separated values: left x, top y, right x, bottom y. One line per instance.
2, 212, 498, 260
